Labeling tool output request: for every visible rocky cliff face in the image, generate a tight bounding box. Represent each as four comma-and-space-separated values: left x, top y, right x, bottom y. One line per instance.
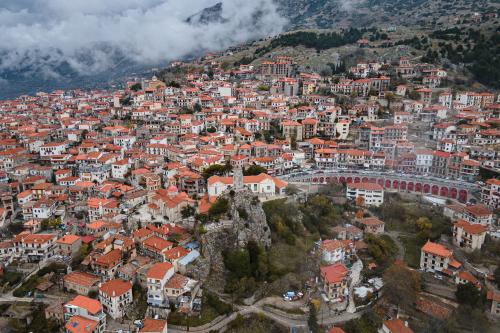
188, 189, 271, 291
185, 2, 228, 25
228, 189, 272, 248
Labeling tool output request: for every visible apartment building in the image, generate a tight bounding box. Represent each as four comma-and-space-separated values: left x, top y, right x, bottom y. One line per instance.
346, 183, 384, 207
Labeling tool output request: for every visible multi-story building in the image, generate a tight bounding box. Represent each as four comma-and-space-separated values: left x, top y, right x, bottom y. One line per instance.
111, 159, 129, 179
87, 197, 119, 221
207, 173, 286, 198
57, 235, 82, 257
40, 142, 68, 158
320, 239, 346, 264
63, 271, 100, 295
319, 263, 349, 303
453, 220, 487, 252
14, 233, 58, 263
98, 279, 133, 319
357, 217, 385, 234
431, 151, 450, 178
346, 183, 384, 207
282, 120, 303, 142
64, 295, 106, 333
92, 249, 123, 281
32, 198, 57, 219
461, 204, 494, 226
147, 262, 175, 308
420, 241, 460, 273
481, 178, 500, 210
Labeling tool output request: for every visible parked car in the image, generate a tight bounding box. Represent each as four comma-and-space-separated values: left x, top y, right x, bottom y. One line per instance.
283, 291, 304, 301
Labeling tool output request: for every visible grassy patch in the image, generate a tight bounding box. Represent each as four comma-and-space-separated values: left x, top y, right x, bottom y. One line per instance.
13, 275, 41, 297
370, 196, 452, 239
399, 236, 424, 268
1, 271, 23, 287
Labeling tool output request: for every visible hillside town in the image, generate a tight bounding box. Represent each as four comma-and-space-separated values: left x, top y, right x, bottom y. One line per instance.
0, 45, 499, 333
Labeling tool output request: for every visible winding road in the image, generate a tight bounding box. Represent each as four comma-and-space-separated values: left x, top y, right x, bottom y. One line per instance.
167, 296, 364, 333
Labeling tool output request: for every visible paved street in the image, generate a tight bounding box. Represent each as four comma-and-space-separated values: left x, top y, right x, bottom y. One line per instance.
167, 294, 365, 333
386, 230, 408, 260
346, 259, 363, 313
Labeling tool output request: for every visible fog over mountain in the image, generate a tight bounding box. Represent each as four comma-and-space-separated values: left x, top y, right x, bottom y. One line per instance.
0, 0, 286, 97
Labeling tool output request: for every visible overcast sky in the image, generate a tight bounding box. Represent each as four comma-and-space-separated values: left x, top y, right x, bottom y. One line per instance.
0, 0, 286, 77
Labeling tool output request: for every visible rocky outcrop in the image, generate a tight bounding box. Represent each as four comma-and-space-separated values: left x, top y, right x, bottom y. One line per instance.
227, 189, 272, 248
190, 189, 271, 291
185, 2, 228, 25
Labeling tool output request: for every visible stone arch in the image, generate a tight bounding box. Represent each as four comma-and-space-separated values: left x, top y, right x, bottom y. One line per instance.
450, 187, 457, 199
440, 187, 449, 197
400, 181, 407, 190
431, 185, 439, 195
423, 183, 430, 193
385, 179, 392, 188
459, 190, 467, 203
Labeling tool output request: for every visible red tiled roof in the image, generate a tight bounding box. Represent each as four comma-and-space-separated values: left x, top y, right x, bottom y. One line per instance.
57, 234, 81, 245
457, 271, 480, 288
464, 204, 492, 217
383, 319, 414, 333
94, 249, 122, 268
421, 241, 452, 258
140, 318, 167, 333
320, 263, 348, 284
63, 271, 99, 288
347, 182, 383, 191
165, 273, 188, 289
163, 246, 189, 261
358, 217, 384, 226
454, 220, 487, 234
99, 279, 132, 298
327, 328, 346, 333
143, 236, 173, 253
65, 315, 98, 333
147, 262, 173, 279
66, 295, 102, 315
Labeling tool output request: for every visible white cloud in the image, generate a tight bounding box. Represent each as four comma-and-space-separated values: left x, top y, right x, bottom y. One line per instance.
0, 0, 286, 75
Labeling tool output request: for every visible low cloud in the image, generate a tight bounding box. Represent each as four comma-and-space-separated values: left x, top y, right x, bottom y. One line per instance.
0, 0, 286, 76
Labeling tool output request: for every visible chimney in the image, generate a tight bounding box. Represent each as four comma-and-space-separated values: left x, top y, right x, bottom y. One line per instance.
113, 290, 116, 297
405, 321, 409, 327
